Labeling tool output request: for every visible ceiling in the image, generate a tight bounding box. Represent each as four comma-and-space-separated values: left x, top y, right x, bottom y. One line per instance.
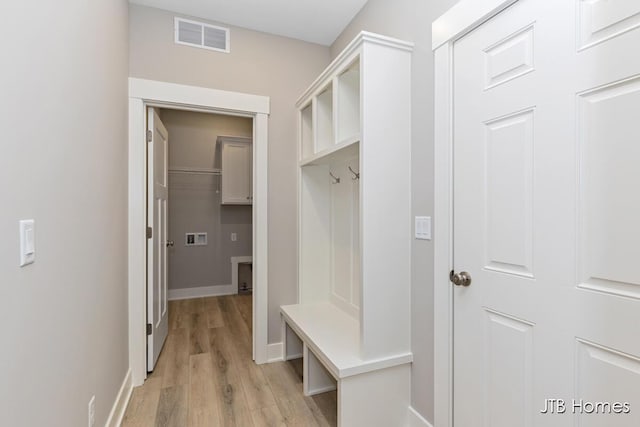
128, 0, 369, 46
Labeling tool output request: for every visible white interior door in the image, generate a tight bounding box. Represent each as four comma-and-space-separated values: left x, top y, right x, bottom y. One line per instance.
452, 1, 640, 425
147, 107, 169, 371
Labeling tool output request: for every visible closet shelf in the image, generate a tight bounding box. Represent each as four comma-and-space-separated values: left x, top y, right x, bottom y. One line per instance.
169, 167, 221, 175
299, 136, 360, 167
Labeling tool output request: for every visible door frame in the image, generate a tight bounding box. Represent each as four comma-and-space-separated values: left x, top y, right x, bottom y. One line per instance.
128, 78, 270, 386
432, 1, 520, 426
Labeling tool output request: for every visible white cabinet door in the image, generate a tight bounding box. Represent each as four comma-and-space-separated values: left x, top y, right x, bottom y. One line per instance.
452, 0, 640, 426
221, 138, 252, 205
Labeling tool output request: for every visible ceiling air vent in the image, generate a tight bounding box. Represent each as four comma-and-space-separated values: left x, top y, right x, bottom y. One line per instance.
174, 17, 230, 53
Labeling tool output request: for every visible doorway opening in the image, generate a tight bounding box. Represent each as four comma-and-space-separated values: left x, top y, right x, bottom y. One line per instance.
148, 107, 255, 371
128, 78, 270, 386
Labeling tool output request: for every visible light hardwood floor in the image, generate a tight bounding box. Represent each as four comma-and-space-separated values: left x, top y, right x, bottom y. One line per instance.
122, 295, 337, 427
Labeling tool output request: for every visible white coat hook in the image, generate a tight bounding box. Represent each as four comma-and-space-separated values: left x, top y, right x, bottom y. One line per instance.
329, 171, 341, 184
348, 166, 360, 180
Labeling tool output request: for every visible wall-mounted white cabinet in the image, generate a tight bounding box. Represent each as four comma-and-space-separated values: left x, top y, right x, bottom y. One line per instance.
218, 136, 252, 205
281, 32, 413, 427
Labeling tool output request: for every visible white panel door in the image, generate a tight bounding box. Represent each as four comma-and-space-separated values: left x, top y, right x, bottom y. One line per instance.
147, 108, 169, 371
453, 1, 640, 426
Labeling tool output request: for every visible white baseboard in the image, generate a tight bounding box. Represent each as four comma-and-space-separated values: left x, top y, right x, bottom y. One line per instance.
267, 342, 284, 362
168, 284, 236, 300
408, 406, 434, 427
106, 369, 133, 427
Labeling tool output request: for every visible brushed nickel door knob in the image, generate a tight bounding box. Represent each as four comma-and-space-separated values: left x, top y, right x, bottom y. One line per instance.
450, 270, 472, 287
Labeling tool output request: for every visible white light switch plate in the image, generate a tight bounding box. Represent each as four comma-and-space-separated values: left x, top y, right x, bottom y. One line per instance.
19, 219, 35, 266
415, 216, 431, 240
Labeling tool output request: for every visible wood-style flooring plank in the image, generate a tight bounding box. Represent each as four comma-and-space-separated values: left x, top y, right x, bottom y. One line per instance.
188, 353, 219, 427
238, 361, 278, 412
185, 312, 210, 355
251, 404, 287, 427
213, 301, 278, 412
218, 296, 252, 358
155, 385, 188, 427
121, 377, 162, 427
209, 327, 254, 427
234, 294, 253, 333
307, 391, 338, 427
275, 397, 322, 427
261, 361, 303, 398
261, 361, 322, 426
228, 339, 278, 411
181, 297, 205, 314
168, 301, 179, 330
161, 328, 189, 388
205, 297, 225, 328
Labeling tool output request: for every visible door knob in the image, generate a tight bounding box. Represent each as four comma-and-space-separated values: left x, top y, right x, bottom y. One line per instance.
450, 270, 472, 287
166, 240, 174, 247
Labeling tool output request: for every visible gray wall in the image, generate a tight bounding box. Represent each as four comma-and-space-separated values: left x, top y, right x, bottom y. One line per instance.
130, 4, 330, 341
0, 0, 129, 425
331, 0, 457, 422
162, 109, 253, 291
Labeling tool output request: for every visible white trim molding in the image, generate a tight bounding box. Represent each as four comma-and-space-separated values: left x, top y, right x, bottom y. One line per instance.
408, 406, 434, 427
252, 113, 269, 365
168, 284, 236, 301
432, 0, 519, 49
128, 78, 269, 114
432, 2, 517, 427
105, 369, 133, 427
128, 78, 270, 387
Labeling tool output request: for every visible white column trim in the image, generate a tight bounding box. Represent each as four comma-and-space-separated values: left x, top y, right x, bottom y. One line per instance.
433, 43, 454, 427
253, 113, 269, 364
128, 97, 147, 385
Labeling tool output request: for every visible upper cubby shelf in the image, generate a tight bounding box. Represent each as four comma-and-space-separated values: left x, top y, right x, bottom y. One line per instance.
336, 59, 360, 144
316, 84, 334, 152
299, 137, 359, 167
296, 32, 413, 165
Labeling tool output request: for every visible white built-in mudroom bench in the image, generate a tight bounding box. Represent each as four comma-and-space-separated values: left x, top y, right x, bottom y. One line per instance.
280, 31, 414, 427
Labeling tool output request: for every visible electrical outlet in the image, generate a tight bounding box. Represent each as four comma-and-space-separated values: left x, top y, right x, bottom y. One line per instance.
231, 232, 237, 242
88, 395, 95, 427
